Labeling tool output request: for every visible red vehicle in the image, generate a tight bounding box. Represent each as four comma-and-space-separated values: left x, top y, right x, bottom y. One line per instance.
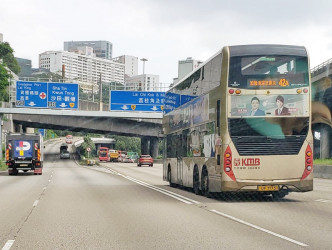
65, 134, 73, 144
137, 155, 153, 167
98, 147, 110, 162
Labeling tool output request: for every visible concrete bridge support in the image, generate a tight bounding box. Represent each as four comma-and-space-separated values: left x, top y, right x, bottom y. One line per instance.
320, 125, 331, 158
141, 137, 150, 156
149, 137, 159, 159
141, 136, 159, 158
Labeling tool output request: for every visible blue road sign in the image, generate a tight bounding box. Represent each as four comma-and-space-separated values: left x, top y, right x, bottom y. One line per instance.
110, 91, 165, 112
38, 129, 46, 137
16, 81, 48, 108
48, 83, 79, 109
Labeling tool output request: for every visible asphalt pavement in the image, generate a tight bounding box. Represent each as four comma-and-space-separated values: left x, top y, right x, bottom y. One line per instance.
0, 140, 331, 249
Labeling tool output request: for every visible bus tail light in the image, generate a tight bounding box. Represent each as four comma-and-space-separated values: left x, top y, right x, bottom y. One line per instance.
229, 89, 234, 94
224, 146, 236, 181
301, 144, 313, 180
296, 89, 302, 94
303, 88, 308, 93
235, 89, 241, 95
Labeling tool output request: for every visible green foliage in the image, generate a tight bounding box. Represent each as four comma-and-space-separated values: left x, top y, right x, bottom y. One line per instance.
0, 64, 9, 101
77, 135, 96, 158
0, 42, 20, 74
109, 135, 141, 153
314, 158, 332, 165
27, 72, 63, 82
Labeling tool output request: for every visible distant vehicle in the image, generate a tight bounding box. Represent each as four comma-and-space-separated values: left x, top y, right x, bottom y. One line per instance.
65, 134, 73, 144
123, 156, 134, 163
60, 143, 68, 153
137, 155, 153, 167
127, 151, 139, 162
109, 149, 119, 162
118, 150, 127, 162
60, 150, 70, 159
5, 133, 44, 175
99, 147, 110, 162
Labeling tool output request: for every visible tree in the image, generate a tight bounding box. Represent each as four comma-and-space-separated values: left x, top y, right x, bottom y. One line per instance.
0, 42, 20, 74
0, 64, 9, 101
0, 42, 20, 101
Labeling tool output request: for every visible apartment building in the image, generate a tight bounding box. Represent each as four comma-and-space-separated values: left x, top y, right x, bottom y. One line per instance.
39, 50, 124, 84
64, 40, 113, 59
125, 74, 160, 91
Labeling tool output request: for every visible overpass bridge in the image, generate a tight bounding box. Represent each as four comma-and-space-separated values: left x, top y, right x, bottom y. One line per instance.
0, 100, 163, 158
311, 59, 332, 159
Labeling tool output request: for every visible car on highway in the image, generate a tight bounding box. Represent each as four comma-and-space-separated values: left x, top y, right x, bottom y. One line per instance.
123, 156, 134, 163
60, 150, 70, 159
137, 155, 153, 167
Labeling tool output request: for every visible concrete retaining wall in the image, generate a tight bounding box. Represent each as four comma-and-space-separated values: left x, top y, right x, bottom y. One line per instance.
314, 165, 332, 179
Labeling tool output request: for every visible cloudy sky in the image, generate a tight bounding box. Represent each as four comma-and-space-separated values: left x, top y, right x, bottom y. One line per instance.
1, 0, 332, 85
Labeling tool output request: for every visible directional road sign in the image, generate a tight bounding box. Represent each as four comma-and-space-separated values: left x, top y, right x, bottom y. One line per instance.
48, 83, 79, 109
110, 91, 165, 112
16, 81, 48, 108
38, 129, 46, 137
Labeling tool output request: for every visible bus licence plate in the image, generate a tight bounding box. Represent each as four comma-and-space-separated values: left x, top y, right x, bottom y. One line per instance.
257, 185, 279, 191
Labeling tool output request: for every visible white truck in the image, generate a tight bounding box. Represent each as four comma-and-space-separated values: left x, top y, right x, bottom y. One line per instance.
5, 133, 44, 175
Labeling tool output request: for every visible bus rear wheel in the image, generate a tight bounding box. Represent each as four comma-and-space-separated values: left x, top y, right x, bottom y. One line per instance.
193, 167, 200, 195
272, 191, 287, 200
201, 168, 209, 197
168, 167, 175, 187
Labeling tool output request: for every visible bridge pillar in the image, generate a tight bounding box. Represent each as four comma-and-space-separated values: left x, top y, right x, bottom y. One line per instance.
141, 137, 150, 155
150, 137, 159, 159
320, 125, 331, 158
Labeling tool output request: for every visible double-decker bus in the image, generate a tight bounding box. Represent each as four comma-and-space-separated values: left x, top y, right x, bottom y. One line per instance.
99, 147, 110, 162
163, 44, 313, 199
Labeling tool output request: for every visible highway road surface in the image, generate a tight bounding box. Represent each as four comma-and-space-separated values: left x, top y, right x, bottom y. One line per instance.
1, 139, 332, 249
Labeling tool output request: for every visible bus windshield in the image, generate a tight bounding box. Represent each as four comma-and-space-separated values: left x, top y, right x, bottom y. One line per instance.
229, 55, 309, 89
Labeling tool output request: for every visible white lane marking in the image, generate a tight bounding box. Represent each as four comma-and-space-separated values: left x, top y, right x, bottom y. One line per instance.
210, 209, 308, 247
126, 176, 200, 204
33, 200, 39, 207
124, 175, 200, 205
2, 240, 15, 250
315, 199, 332, 203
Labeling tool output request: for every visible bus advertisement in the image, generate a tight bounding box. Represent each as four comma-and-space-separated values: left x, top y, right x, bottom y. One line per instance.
163, 44, 313, 199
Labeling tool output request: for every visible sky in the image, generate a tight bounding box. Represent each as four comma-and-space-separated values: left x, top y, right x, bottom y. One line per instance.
1, 0, 332, 86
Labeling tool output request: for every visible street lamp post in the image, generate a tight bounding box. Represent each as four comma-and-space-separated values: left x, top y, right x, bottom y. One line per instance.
140, 58, 148, 91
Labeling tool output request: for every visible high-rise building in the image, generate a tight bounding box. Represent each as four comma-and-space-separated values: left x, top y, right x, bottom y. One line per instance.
113, 55, 138, 79
64, 40, 113, 59
39, 50, 124, 85
178, 57, 203, 81
15, 57, 32, 77
0, 33, 3, 43
125, 74, 160, 91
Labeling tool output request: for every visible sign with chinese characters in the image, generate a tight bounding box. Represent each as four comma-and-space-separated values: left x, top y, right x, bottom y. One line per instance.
16, 81, 79, 109
110, 91, 165, 112
48, 83, 78, 109
16, 81, 48, 108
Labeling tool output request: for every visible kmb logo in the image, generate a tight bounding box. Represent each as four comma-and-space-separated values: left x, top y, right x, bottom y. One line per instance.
242, 158, 260, 166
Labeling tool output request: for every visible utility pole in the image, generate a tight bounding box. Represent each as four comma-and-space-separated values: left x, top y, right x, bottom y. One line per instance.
140, 58, 148, 91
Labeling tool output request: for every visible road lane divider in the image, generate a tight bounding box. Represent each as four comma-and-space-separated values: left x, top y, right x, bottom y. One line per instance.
123, 175, 200, 205
315, 199, 332, 203
210, 209, 308, 247
2, 240, 15, 250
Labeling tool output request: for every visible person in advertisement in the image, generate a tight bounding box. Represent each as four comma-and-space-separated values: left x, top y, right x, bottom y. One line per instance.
275, 95, 290, 115
247, 97, 265, 116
